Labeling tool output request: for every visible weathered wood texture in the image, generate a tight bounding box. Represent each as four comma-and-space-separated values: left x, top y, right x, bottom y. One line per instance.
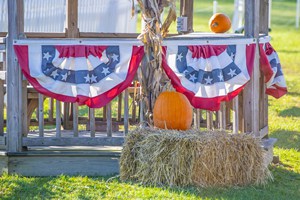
66, 0, 79, 38
6, 0, 24, 152
7, 153, 119, 176
180, 0, 194, 33
22, 137, 124, 146
0, 136, 6, 150
243, 0, 260, 137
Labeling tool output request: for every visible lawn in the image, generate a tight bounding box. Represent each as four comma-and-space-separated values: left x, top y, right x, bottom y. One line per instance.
1, 0, 300, 199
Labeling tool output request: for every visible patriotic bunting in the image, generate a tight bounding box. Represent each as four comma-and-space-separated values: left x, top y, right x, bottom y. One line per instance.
14, 44, 144, 108
13, 39, 286, 110
259, 42, 287, 98
162, 44, 256, 111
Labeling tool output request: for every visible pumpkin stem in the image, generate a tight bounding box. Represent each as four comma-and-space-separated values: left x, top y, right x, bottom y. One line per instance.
212, 22, 219, 27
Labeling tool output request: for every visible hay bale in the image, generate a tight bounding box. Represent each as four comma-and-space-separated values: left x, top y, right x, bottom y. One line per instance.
120, 128, 272, 187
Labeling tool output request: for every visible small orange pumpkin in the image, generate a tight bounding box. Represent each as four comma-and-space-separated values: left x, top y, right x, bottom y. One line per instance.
209, 13, 231, 33
153, 91, 193, 130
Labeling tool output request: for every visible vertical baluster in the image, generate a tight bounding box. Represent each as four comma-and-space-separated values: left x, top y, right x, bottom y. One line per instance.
206, 111, 214, 130
124, 89, 129, 135
233, 96, 239, 134
56, 100, 61, 137
73, 103, 78, 137
48, 98, 54, 122
89, 108, 95, 137
117, 93, 122, 121
0, 80, 4, 135
219, 102, 226, 131
106, 102, 112, 137
38, 94, 44, 137
193, 109, 200, 129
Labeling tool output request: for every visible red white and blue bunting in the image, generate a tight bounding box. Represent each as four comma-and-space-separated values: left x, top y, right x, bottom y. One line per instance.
14, 38, 287, 110
162, 43, 256, 111
14, 43, 144, 108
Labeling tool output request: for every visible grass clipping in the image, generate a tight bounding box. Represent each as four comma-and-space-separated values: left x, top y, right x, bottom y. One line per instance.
120, 128, 272, 187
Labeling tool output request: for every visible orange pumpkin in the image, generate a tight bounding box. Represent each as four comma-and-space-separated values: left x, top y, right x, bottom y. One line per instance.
209, 13, 231, 33
153, 91, 193, 130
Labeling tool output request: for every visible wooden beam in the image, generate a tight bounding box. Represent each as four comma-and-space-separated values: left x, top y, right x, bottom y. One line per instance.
66, 0, 79, 38
243, 0, 260, 136
180, 0, 194, 33
6, 0, 24, 152
22, 137, 124, 146
259, 0, 269, 34
7, 155, 120, 176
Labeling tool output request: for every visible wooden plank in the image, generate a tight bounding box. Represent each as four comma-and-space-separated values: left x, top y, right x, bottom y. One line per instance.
89, 108, 95, 137
21, 32, 66, 38
0, 80, 4, 135
66, 0, 79, 38
180, 0, 194, 33
38, 94, 44, 137
0, 136, 5, 146
259, 0, 269, 132
7, 155, 119, 176
106, 103, 112, 137
79, 32, 139, 38
259, 0, 270, 34
117, 94, 122, 121
259, 126, 269, 139
103, 106, 107, 121
73, 103, 79, 137
232, 96, 239, 134
219, 102, 226, 131
124, 89, 129, 134
243, 0, 260, 136
22, 137, 124, 146
63, 102, 71, 130
56, 100, 61, 137
6, 0, 24, 152
21, 80, 28, 135
206, 111, 213, 130
193, 109, 200, 129
48, 98, 54, 122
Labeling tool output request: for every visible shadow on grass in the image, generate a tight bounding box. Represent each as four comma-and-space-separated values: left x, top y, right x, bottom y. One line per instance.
119, 166, 300, 200
270, 129, 300, 149
279, 106, 300, 117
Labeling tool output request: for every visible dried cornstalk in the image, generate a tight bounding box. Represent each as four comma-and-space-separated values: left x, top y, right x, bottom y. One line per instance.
135, 0, 176, 125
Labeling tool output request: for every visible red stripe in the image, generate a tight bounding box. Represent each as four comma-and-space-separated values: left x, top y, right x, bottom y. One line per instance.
246, 43, 256, 76
266, 85, 287, 99
259, 43, 274, 83
188, 45, 227, 59
14, 45, 144, 108
55, 45, 108, 58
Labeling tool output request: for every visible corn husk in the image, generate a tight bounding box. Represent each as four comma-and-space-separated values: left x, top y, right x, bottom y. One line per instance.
134, 0, 176, 124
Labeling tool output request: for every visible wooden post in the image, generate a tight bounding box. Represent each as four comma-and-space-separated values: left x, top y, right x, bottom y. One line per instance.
7, 0, 24, 152
124, 89, 129, 135
89, 108, 95, 137
63, 0, 79, 129
65, 0, 79, 38
38, 94, 44, 137
219, 102, 226, 131
106, 103, 112, 137
180, 0, 194, 33
259, 0, 269, 137
117, 94, 122, 122
73, 103, 78, 137
232, 96, 239, 134
244, 0, 260, 136
56, 100, 61, 137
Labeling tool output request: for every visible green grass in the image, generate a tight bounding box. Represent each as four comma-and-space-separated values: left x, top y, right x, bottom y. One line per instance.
1, 0, 300, 199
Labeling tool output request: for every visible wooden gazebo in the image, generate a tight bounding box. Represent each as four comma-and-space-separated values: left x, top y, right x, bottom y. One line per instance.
0, 0, 277, 176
